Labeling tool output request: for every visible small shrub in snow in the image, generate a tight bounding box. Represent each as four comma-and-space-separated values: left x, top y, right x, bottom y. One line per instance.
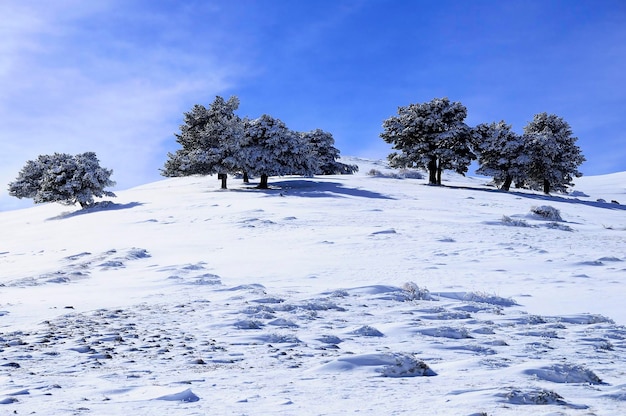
504, 388, 566, 405
531, 205, 563, 221
397, 168, 424, 179
464, 291, 518, 307
544, 222, 573, 232
367, 169, 385, 177
402, 282, 433, 301
367, 168, 423, 179
379, 353, 437, 377
501, 215, 533, 227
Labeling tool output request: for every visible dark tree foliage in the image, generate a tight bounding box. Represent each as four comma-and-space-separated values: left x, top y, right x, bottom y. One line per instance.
8, 152, 116, 208
381, 97, 474, 185
522, 113, 585, 194
473, 121, 528, 191
300, 129, 358, 175
163, 96, 355, 190
240, 115, 318, 189
162, 96, 243, 188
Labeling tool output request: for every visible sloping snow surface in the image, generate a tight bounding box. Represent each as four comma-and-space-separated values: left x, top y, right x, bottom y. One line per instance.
2, 158, 626, 415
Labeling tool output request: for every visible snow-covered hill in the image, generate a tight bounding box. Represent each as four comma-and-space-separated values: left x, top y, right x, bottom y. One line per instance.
2, 158, 626, 415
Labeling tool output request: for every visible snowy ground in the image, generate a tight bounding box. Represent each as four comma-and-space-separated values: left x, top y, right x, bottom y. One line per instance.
1, 158, 626, 415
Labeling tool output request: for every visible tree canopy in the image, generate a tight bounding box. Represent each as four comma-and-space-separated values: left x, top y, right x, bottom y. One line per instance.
162, 95, 355, 189
162, 96, 243, 188
8, 152, 116, 208
381, 97, 474, 185
473, 121, 528, 191
240, 115, 318, 189
521, 112, 585, 194
301, 129, 358, 175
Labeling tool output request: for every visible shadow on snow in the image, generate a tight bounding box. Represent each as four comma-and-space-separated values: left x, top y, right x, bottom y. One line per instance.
236, 179, 395, 200
442, 184, 626, 212
47, 201, 144, 221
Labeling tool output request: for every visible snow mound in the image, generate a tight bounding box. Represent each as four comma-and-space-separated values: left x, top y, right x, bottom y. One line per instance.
350, 325, 384, 337
524, 363, 604, 384
313, 353, 436, 377
501, 388, 589, 409
155, 388, 200, 402
438, 291, 518, 307
530, 205, 563, 221
503, 388, 566, 405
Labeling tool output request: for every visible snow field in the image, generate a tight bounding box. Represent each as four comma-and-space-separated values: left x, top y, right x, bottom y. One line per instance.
1, 158, 626, 414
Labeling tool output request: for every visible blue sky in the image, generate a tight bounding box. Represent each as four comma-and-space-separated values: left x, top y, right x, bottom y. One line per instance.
1, 0, 625, 210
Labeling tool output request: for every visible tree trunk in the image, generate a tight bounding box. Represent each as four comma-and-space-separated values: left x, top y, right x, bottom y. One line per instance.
436, 160, 442, 186
258, 174, 269, 189
243, 172, 249, 183
543, 179, 550, 194
218, 173, 227, 189
501, 175, 513, 191
427, 158, 438, 185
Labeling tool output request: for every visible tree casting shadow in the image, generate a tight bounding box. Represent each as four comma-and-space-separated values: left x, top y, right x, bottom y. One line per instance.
443, 184, 626, 212
47, 201, 144, 221
238, 179, 395, 200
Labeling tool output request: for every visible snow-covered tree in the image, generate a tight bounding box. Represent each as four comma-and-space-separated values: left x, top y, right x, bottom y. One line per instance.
473, 121, 528, 191
522, 113, 585, 194
300, 129, 358, 175
240, 115, 318, 189
162, 96, 244, 189
381, 97, 474, 185
8, 152, 116, 208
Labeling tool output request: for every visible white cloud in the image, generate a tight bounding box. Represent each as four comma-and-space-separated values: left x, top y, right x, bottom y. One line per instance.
0, 1, 246, 210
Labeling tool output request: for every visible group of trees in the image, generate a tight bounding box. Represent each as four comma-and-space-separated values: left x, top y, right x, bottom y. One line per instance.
8, 96, 356, 208
7, 96, 587, 209
162, 96, 357, 189
381, 97, 585, 194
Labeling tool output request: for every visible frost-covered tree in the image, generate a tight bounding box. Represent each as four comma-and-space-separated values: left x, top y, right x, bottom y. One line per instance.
522, 113, 585, 194
473, 121, 528, 191
381, 97, 474, 185
8, 152, 116, 208
300, 129, 358, 175
162, 96, 244, 189
240, 115, 318, 189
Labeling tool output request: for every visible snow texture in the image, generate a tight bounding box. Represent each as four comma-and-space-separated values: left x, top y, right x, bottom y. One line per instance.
1, 157, 626, 415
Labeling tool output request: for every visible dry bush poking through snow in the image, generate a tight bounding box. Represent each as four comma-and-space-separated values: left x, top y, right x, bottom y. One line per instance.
501, 215, 534, 227
402, 282, 433, 300
531, 205, 563, 221
367, 169, 424, 179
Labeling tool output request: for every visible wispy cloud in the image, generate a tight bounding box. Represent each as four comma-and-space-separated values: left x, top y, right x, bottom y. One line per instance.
0, 1, 246, 210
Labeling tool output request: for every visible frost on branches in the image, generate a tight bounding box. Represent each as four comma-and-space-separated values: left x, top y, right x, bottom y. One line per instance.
162, 96, 355, 189
8, 152, 116, 208
473, 121, 528, 191
301, 129, 358, 175
240, 115, 318, 189
162, 96, 244, 189
522, 113, 585, 194
380, 97, 474, 185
